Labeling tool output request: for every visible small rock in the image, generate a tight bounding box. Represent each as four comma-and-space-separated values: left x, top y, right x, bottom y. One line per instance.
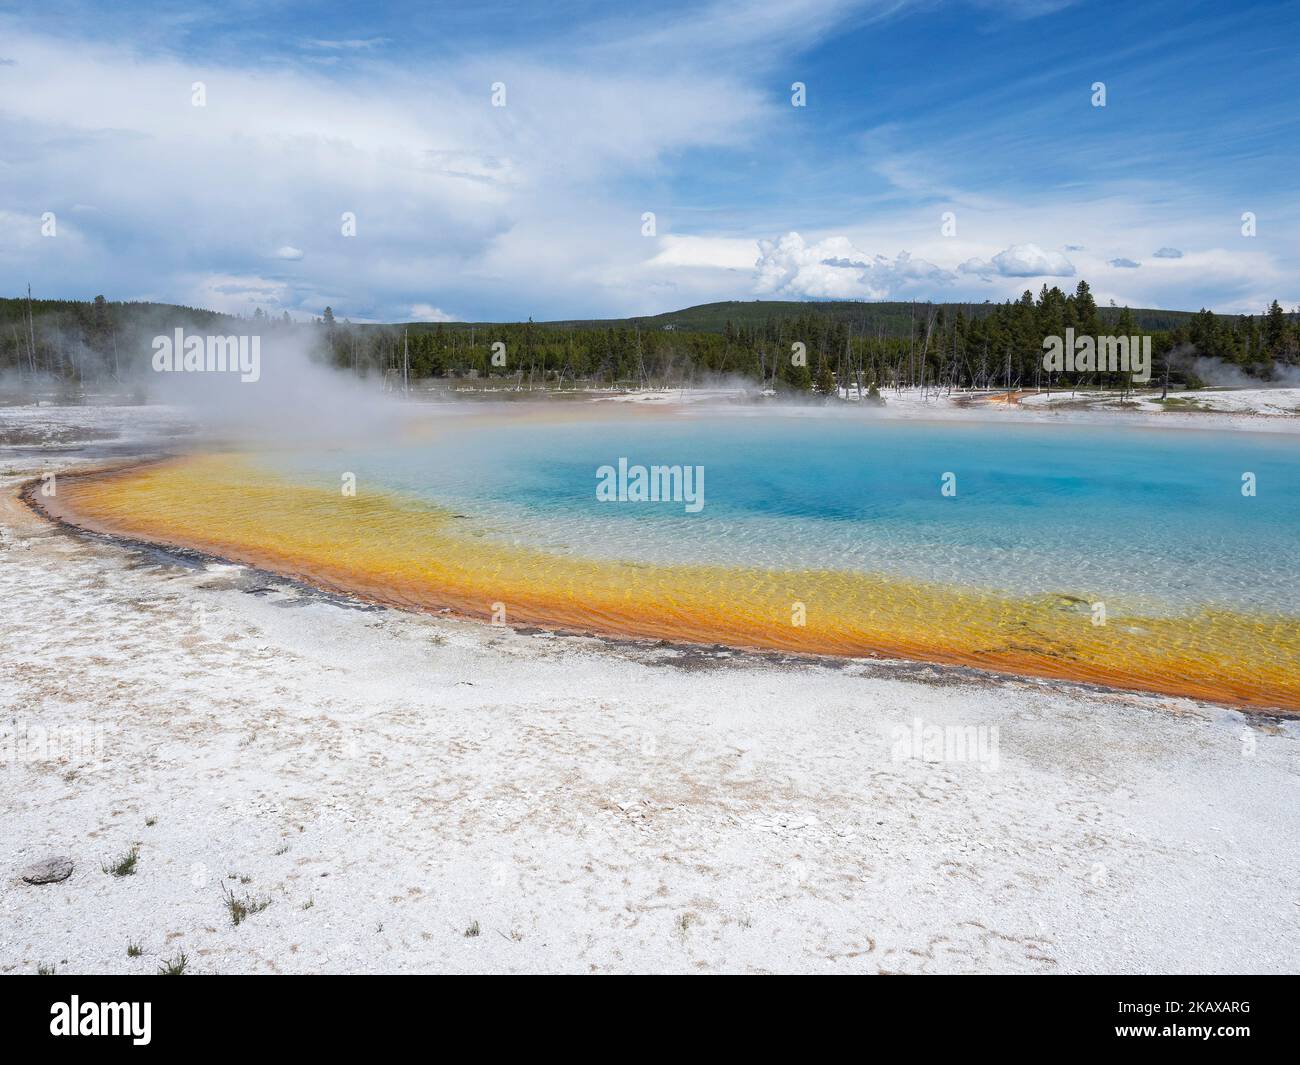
22, 856, 73, 885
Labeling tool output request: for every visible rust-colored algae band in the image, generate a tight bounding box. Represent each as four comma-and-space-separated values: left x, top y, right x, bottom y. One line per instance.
45, 453, 1300, 711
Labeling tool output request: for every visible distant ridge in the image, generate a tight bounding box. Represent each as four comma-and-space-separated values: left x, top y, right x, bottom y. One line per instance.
540, 299, 1206, 335
0, 295, 1222, 336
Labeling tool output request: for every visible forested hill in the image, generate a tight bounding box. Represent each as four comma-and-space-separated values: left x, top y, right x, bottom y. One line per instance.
3, 288, 1298, 393
0, 294, 1219, 339
546, 300, 1203, 335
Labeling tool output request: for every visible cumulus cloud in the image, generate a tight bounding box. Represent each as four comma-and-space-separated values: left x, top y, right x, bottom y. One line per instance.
1153, 247, 1184, 259
959, 243, 1076, 278
273, 246, 304, 261
754, 232, 952, 299
187, 274, 289, 314
1108, 257, 1141, 269
409, 303, 456, 322
994, 243, 1075, 277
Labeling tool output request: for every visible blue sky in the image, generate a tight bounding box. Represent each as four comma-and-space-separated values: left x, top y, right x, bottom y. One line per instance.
2, 0, 1297, 320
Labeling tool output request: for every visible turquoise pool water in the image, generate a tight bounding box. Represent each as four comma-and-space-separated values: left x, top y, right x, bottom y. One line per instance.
273, 412, 1300, 616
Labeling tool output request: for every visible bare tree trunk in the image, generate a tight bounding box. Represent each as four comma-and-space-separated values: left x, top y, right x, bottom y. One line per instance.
27, 283, 38, 372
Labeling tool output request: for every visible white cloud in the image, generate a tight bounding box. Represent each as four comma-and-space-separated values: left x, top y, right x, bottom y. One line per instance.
187, 273, 289, 314
755, 232, 953, 299
409, 303, 456, 322
961, 243, 1075, 278
0, 16, 772, 321
1108, 257, 1141, 269
649, 236, 760, 271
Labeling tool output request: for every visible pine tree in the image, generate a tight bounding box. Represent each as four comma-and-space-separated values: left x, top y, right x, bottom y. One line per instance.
815, 359, 836, 396
1265, 299, 1286, 355
1073, 280, 1099, 335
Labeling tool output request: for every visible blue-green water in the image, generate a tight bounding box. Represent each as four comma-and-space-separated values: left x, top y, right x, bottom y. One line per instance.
273, 413, 1300, 615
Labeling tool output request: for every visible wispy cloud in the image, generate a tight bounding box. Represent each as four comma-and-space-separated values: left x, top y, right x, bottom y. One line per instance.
301, 37, 389, 51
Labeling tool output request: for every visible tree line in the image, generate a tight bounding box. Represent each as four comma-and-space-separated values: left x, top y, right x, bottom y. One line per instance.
3, 283, 1298, 394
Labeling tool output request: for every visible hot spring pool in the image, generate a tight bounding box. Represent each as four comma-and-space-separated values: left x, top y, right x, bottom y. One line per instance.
49, 408, 1300, 709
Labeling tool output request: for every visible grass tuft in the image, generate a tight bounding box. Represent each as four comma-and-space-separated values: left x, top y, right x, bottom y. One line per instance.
222, 883, 270, 926
102, 844, 140, 877
158, 951, 187, 975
